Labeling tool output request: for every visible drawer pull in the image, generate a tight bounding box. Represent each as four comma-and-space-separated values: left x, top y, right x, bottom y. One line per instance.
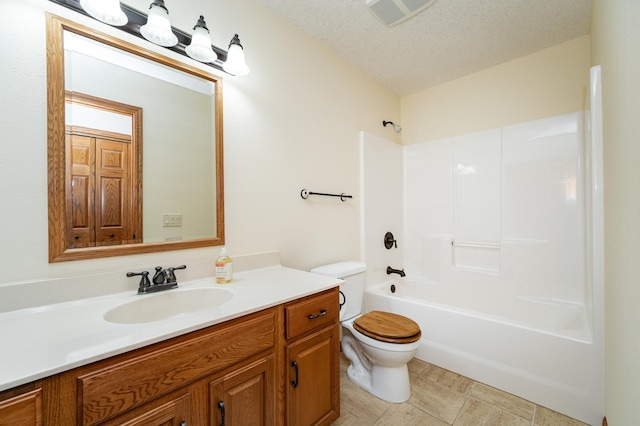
291, 360, 299, 388
308, 309, 327, 320
217, 401, 226, 426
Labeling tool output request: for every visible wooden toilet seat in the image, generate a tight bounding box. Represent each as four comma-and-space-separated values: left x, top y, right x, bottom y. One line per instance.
353, 311, 422, 344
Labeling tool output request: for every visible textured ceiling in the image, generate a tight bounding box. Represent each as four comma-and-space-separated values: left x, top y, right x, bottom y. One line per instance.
257, 0, 592, 96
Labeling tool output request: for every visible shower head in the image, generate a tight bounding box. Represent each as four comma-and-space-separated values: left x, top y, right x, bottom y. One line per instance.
383, 120, 402, 133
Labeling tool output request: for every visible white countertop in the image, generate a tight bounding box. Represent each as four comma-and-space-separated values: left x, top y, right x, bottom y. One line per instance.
0, 266, 341, 392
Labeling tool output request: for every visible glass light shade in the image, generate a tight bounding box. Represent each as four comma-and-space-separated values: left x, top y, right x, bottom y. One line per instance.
140, 2, 178, 47
185, 17, 217, 63
223, 43, 250, 76
79, 0, 127, 26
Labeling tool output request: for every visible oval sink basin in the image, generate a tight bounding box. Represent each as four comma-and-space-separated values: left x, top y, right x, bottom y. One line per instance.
104, 288, 233, 324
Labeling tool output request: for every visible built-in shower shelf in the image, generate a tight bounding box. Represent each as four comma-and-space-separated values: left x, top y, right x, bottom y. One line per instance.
451, 240, 501, 273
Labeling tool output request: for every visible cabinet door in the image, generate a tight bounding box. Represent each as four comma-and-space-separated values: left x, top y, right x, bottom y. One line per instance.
210, 355, 276, 426
287, 326, 339, 426
103, 393, 190, 426
0, 389, 42, 426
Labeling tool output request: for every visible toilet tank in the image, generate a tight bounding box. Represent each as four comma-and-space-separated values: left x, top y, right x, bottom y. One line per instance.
310, 262, 366, 321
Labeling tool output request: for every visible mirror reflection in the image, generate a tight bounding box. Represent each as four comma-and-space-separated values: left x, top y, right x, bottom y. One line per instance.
65, 91, 143, 248
47, 13, 224, 262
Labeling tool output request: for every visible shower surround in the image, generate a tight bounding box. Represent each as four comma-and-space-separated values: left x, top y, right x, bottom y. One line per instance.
359, 67, 604, 425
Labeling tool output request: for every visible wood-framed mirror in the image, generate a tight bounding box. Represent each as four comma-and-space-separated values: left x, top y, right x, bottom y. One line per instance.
47, 13, 224, 262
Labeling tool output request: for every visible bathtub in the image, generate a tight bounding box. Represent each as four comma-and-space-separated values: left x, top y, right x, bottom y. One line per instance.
365, 278, 602, 425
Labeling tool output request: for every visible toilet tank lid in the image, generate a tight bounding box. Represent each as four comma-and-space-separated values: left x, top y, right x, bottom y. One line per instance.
310, 261, 366, 278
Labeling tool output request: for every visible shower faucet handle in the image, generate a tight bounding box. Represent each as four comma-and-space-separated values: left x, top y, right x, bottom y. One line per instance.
384, 232, 397, 249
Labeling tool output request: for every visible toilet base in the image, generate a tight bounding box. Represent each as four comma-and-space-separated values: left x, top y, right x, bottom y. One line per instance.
341, 331, 414, 403
346, 363, 412, 403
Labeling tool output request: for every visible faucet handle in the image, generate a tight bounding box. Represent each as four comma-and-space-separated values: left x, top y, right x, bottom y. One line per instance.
126, 271, 151, 292
164, 265, 187, 284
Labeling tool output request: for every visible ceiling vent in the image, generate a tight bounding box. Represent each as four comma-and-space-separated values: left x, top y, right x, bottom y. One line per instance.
365, 0, 438, 27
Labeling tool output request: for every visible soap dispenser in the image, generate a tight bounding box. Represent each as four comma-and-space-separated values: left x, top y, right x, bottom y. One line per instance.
215, 247, 233, 284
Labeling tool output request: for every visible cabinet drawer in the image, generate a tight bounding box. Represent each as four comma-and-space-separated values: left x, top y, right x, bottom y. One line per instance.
285, 288, 339, 340
77, 308, 275, 426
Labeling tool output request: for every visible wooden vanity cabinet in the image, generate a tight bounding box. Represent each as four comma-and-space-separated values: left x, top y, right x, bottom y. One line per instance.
43, 307, 277, 426
5, 287, 340, 426
0, 383, 42, 426
284, 288, 340, 426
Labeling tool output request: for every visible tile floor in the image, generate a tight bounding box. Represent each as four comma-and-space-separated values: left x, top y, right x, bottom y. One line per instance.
335, 354, 591, 426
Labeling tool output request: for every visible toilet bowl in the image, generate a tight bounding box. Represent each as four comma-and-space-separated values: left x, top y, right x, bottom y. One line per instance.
341, 313, 421, 402
310, 262, 422, 403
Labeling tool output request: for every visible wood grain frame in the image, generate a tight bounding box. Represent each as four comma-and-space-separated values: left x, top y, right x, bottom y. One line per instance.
46, 13, 224, 262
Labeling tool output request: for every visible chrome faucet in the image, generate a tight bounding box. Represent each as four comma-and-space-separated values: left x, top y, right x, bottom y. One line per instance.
386, 266, 406, 277
127, 265, 187, 294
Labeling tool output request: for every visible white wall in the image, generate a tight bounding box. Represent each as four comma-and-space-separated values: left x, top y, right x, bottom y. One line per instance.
401, 35, 591, 144
591, 0, 640, 423
0, 0, 400, 287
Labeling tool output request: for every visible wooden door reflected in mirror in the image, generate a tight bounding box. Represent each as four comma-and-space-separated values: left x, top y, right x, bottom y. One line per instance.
65, 92, 142, 248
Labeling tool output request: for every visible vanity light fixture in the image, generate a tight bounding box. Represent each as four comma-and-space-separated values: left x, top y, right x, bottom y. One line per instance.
383, 120, 402, 133
79, 0, 127, 26
49, 0, 250, 76
185, 16, 218, 63
140, 0, 178, 47
222, 34, 250, 76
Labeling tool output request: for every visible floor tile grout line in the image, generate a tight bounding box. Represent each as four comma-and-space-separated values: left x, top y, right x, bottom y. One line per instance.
409, 363, 540, 425
341, 355, 587, 425
450, 394, 468, 426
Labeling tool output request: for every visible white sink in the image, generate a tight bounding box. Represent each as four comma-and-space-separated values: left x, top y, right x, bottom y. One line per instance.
104, 287, 233, 324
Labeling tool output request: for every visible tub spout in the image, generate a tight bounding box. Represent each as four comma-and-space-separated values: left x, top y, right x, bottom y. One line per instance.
387, 266, 406, 277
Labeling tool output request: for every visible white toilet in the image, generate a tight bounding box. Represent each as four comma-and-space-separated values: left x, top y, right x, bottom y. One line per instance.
311, 261, 421, 403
